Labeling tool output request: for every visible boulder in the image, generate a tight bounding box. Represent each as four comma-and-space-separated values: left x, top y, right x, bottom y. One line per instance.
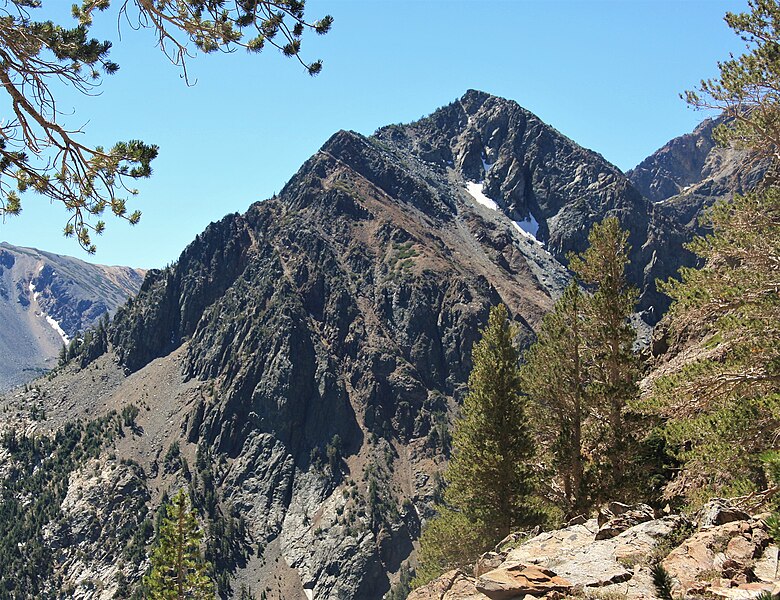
699, 499, 751, 528
415, 502, 779, 600
407, 570, 490, 600
476, 552, 507, 577
495, 527, 541, 552
754, 545, 780, 582
504, 520, 598, 567
663, 523, 736, 584
705, 582, 780, 600
726, 535, 760, 561
595, 503, 656, 540
663, 517, 773, 596
475, 564, 572, 599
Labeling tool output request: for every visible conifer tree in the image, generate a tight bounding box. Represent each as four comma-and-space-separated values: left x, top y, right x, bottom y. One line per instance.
446, 303, 537, 539
647, 0, 780, 505
569, 217, 639, 493
684, 0, 780, 166
520, 283, 589, 516
651, 189, 780, 503
414, 304, 538, 587
0, 1, 333, 252
144, 489, 215, 600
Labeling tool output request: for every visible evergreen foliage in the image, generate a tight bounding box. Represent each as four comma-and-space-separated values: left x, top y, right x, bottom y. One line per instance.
143, 489, 215, 600
57, 312, 110, 369
413, 507, 494, 588
190, 444, 251, 597
651, 563, 675, 600
414, 304, 538, 587
521, 217, 641, 515
521, 283, 590, 516
386, 563, 413, 600
568, 216, 639, 492
0, 1, 331, 252
650, 189, 780, 504
647, 0, 780, 505
684, 0, 780, 165
446, 304, 537, 538
0, 414, 122, 597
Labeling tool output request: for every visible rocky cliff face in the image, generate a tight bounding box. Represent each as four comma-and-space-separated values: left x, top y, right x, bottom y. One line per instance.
0, 243, 145, 390
0, 91, 759, 599
625, 115, 767, 332
627, 116, 764, 205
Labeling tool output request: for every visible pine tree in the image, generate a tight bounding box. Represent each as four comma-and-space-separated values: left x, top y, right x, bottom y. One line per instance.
651, 189, 780, 503
647, 0, 780, 506
684, 0, 780, 166
0, 1, 332, 252
569, 216, 639, 494
520, 283, 589, 517
144, 489, 215, 600
414, 304, 538, 587
412, 507, 494, 588
446, 303, 537, 539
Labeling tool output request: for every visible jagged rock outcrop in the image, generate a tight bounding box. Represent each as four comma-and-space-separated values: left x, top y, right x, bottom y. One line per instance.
627, 117, 768, 326
410, 500, 780, 600
49, 458, 151, 598
0, 243, 144, 390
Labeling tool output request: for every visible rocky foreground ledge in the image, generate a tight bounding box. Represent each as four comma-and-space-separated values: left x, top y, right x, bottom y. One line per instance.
410, 499, 780, 600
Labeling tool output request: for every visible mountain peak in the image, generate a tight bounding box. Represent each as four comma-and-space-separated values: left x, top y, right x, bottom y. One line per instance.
460, 88, 497, 113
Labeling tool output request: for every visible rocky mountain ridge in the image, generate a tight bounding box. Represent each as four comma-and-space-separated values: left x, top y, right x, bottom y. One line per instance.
0, 90, 755, 599
0, 243, 145, 390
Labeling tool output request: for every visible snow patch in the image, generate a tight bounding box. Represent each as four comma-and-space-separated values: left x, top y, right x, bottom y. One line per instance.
28, 280, 40, 302
466, 180, 548, 251
514, 214, 540, 238
45, 315, 70, 345
465, 182, 499, 211
303, 589, 314, 600
29, 279, 69, 344
511, 219, 543, 247
482, 156, 494, 176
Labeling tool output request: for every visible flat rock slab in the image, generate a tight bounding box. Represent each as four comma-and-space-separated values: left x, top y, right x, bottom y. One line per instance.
504, 521, 598, 568
595, 566, 660, 600
504, 517, 684, 588
707, 582, 780, 600
754, 545, 779, 582
476, 564, 571, 599
413, 513, 780, 600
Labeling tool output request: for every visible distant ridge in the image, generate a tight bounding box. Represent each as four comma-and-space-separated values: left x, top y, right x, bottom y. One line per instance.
0, 242, 145, 390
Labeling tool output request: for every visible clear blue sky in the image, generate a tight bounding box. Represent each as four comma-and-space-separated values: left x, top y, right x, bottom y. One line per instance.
0, 0, 745, 269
